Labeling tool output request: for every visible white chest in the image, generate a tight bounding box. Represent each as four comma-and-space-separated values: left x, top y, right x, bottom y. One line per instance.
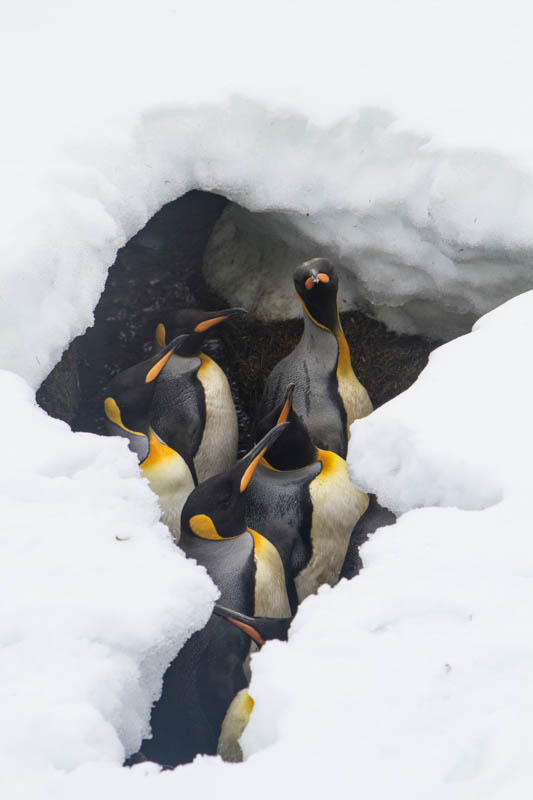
195, 355, 238, 481
295, 451, 368, 602
249, 529, 291, 618
337, 367, 373, 427
335, 330, 373, 427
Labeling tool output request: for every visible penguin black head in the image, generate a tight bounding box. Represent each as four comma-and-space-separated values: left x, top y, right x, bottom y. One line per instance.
254, 383, 318, 470
104, 334, 190, 433
181, 423, 289, 541
293, 258, 339, 331
154, 307, 247, 357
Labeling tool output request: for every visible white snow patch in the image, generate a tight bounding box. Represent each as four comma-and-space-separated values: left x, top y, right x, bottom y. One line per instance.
0, 371, 216, 778
349, 290, 533, 514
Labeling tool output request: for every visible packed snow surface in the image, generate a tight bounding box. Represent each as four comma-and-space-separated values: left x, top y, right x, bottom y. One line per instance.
0, 371, 216, 778
3, 1, 533, 798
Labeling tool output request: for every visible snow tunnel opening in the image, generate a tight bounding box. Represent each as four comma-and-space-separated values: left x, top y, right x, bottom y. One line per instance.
36, 188, 441, 767
37, 189, 439, 443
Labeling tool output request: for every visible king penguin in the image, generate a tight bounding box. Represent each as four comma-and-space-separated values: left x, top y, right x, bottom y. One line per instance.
213, 604, 293, 763
247, 382, 369, 604
151, 307, 246, 482
103, 334, 197, 541
140, 424, 291, 766
256, 258, 372, 458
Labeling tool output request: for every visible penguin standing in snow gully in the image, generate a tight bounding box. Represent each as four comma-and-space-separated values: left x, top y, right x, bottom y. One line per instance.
213, 604, 292, 763
247, 383, 369, 606
151, 307, 246, 482
140, 424, 291, 766
103, 334, 197, 541
256, 258, 372, 458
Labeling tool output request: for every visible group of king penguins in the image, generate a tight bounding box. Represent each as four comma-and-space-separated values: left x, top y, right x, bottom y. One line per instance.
104, 257, 373, 766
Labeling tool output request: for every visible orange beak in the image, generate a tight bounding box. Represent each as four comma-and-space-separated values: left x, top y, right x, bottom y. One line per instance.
239, 423, 290, 493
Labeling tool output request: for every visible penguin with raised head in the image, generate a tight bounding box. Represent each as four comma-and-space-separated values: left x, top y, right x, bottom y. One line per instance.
141, 425, 291, 766
104, 335, 181, 450
104, 334, 197, 541
247, 382, 369, 604
256, 258, 372, 458
179, 423, 291, 618
151, 307, 246, 482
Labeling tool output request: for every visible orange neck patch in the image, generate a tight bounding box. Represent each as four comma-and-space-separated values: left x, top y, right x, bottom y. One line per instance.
248, 527, 267, 554
300, 299, 353, 379
316, 449, 337, 474
335, 315, 353, 378
142, 428, 178, 469
155, 323, 166, 348
198, 352, 213, 375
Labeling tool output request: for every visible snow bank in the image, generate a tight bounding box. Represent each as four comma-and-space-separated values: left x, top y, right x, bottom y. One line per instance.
348, 289, 533, 513
202, 149, 533, 340
0, 371, 216, 779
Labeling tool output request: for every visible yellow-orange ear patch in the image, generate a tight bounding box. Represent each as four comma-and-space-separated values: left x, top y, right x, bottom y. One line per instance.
155, 323, 166, 348
189, 514, 223, 540
104, 396, 122, 426
317, 272, 330, 283
142, 428, 177, 469
304, 276, 315, 290
104, 397, 144, 436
